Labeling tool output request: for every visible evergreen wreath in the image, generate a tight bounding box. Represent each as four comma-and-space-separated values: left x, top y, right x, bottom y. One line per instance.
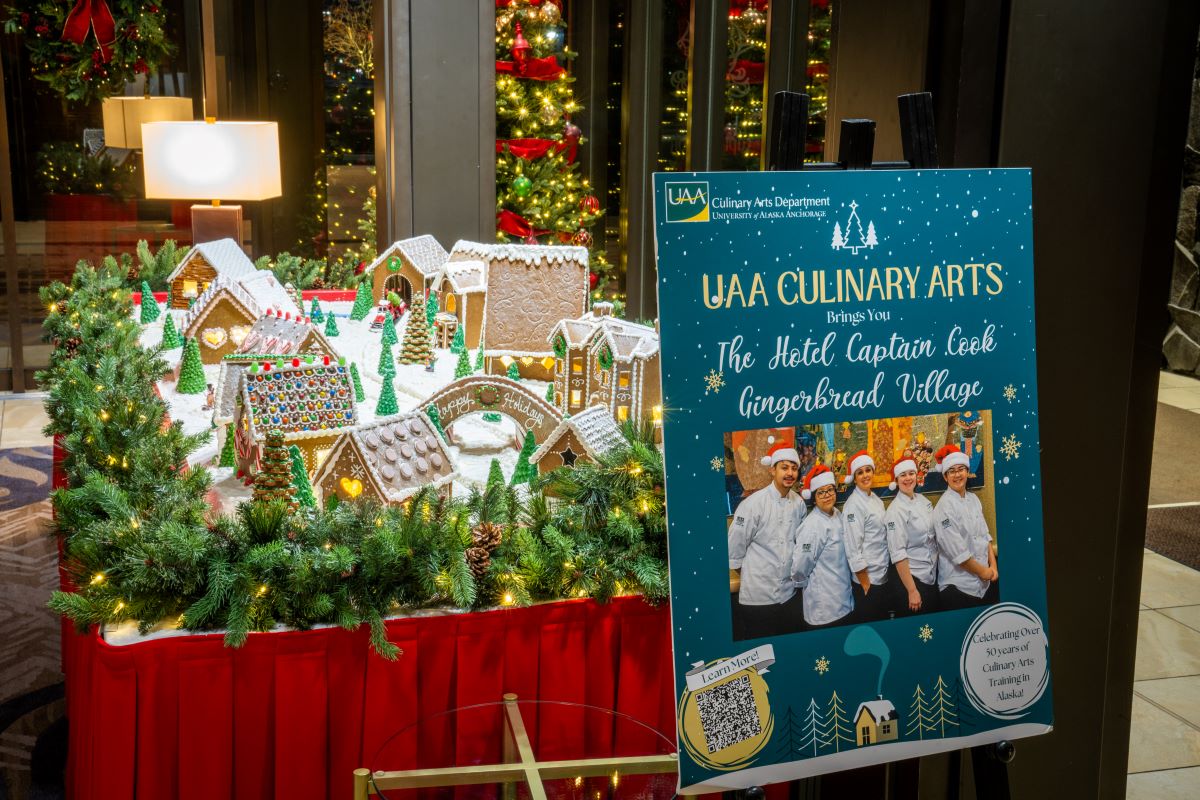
4, 1, 174, 105
597, 344, 613, 371
474, 383, 502, 409
552, 333, 566, 359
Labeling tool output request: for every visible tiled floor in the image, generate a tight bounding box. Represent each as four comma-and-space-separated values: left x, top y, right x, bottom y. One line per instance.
1127, 373, 1200, 797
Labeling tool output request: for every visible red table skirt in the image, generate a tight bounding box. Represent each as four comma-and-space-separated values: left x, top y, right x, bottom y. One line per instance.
62, 597, 676, 800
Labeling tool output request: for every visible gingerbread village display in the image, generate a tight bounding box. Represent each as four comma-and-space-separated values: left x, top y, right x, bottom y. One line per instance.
140, 236, 661, 509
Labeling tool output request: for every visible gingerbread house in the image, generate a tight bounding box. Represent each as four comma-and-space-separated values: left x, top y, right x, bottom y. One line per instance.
312, 412, 458, 507
459, 241, 588, 382
529, 405, 625, 475
165, 238, 257, 309
235, 309, 339, 361
179, 272, 300, 364
367, 235, 448, 306
431, 256, 487, 350
232, 360, 357, 478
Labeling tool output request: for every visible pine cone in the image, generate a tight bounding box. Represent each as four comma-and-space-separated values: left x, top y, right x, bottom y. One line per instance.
472, 521, 503, 551
465, 546, 491, 579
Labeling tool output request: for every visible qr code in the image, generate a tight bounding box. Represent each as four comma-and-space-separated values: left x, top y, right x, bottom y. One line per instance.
695, 674, 761, 753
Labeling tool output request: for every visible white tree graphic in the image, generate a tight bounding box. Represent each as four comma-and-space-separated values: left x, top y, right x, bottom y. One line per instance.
929, 675, 960, 737
865, 220, 878, 248
798, 697, 827, 756
831, 221, 844, 250
906, 683, 935, 739
825, 691, 854, 752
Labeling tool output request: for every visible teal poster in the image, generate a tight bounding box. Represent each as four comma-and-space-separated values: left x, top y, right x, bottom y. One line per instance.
652, 169, 1052, 792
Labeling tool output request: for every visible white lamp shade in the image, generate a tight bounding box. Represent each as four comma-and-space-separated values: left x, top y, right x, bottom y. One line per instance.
101, 97, 193, 149
142, 121, 282, 201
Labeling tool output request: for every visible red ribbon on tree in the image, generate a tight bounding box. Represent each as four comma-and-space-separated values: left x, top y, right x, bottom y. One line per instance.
496, 137, 577, 164
496, 55, 566, 81
61, 0, 117, 63
497, 210, 549, 239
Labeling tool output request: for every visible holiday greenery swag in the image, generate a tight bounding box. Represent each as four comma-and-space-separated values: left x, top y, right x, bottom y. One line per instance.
4, 1, 174, 105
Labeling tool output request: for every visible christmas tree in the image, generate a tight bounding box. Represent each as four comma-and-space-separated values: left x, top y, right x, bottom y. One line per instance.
545, 381, 555, 403
218, 425, 237, 468
510, 431, 537, 485
494, 1, 606, 282
474, 348, 484, 372
350, 281, 373, 321
139, 281, 160, 323
426, 405, 448, 441
377, 340, 395, 375
381, 312, 397, 346
450, 325, 465, 354
309, 296, 325, 322
377, 371, 399, 415
721, 2, 768, 169
486, 458, 505, 491
161, 313, 182, 349
177, 339, 206, 395
397, 292, 433, 365
506, 361, 521, 381
324, 313, 340, 337
426, 289, 439, 327
289, 445, 317, 508
454, 348, 472, 379
253, 430, 297, 510
350, 362, 365, 402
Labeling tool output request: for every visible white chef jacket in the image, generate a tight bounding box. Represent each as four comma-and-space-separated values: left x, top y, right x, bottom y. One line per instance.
842, 487, 889, 584
728, 483, 807, 606
884, 491, 937, 585
934, 489, 993, 598
791, 507, 854, 626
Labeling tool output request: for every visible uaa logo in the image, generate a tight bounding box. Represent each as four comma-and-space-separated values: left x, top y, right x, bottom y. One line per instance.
665, 181, 710, 223
831, 200, 878, 254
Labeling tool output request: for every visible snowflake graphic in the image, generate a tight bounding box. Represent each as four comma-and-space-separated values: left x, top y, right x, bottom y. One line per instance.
919, 624, 934, 643
1000, 434, 1021, 461
710, 456, 724, 471
814, 656, 830, 675
704, 369, 725, 395
1003, 384, 1017, 402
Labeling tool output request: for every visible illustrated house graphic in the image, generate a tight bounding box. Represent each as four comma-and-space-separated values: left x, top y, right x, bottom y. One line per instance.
854, 696, 899, 746
165, 237, 258, 309
366, 234, 449, 307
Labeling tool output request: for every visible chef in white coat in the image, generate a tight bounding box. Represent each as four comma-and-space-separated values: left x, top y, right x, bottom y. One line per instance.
728, 441, 808, 638
791, 464, 854, 628
932, 444, 999, 610
841, 449, 891, 622
884, 457, 938, 615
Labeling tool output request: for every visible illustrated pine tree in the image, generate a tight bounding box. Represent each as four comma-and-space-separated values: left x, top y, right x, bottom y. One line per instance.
951, 678, 979, 731
425, 289, 439, 327
426, 405, 448, 441
865, 221, 878, 248
324, 313, 340, 337
544, 381, 554, 403
906, 683, 935, 739
176, 338, 207, 395
253, 430, 297, 510
350, 281, 373, 321
377, 372, 399, 416
288, 445, 317, 508
771, 706, 804, 764
377, 340, 395, 376
139, 281, 160, 323
309, 296, 325, 322
510, 430, 537, 485
450, 325, 465, 354
846, 202, 865, 249
824, 691, 854, 752
398, 292, 433, 365
928, 676, 959, 737
350, 362, 365, 403
161, 313, 182, 349
831, 221, 844, 249
218, 425, 237, 468
506, 361, 521, 381
454, 348, 472, 379
381, 312, 398, 346
799, 697, 828, 756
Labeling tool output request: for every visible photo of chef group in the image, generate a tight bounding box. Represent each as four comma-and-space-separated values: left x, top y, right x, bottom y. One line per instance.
723, 410, 1000, 641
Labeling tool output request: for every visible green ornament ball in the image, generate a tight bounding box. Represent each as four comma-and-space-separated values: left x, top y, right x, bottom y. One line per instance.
512, 176, 533, 197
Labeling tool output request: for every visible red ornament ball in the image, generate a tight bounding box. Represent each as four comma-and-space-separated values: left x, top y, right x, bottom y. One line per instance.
580, 195, 600, 215
571, 229, 592, 248
588, 272, 599, 290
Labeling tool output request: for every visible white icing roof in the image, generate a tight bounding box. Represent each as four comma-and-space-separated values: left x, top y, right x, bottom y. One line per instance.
166, 238, 256, 284
550, 310, 659, 360
437, 259, 488, 294
366, 235, 449, 278
449, 240, 588, 267
530, 405, 625, 466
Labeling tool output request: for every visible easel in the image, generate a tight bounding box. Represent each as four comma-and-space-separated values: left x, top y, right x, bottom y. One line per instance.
732, 90, 1015, 800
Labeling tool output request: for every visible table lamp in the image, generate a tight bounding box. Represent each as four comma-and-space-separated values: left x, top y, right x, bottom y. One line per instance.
101, 97, 194, 149
141, 119, 282, 244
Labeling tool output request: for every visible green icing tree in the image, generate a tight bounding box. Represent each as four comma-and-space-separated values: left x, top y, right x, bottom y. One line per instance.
426, 288, 439, 327
350, 281, 373, 321
450, 325, 465, 354
218, 424, 237, 468
454, 348, 473, 379
308, 296, 325, 322
426, 404, 448, 441
474, 348, 485, 372
176, 338, 206, 395
506, 361, 521, 381
381, 313, 398, 345
510, 430, 538, 485
545, 381, 555, 403
324, 313, 340, 337
486, 458, 505, 491
398, 292, 434, 365
253, 429, 297, 510
377, 340, 395, 376
139, 281, 160, 323
161, 313, 182, 349
377, 371, 399, 416
289, 444, 317, 508
350, 362, 365, 402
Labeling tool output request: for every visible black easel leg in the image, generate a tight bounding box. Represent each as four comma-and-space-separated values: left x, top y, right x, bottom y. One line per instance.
970, 741, 1014, 800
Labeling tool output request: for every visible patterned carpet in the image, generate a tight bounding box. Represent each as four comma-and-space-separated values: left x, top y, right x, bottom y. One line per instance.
0, 443, 64, 800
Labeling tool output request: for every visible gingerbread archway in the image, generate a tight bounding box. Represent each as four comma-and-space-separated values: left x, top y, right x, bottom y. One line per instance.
421, 375, 561, 442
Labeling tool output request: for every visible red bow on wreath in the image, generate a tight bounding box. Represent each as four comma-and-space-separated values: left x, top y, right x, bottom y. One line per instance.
497, 210, 549, 239
62, 0, 117, 63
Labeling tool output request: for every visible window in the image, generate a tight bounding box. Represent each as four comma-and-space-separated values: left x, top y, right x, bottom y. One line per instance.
617, 406, 629, 421
571, 357, 583, 374
446, 293, 457, 314
183, 280, 199, 298
618, 372, 630, 388
570, 389, 582, 406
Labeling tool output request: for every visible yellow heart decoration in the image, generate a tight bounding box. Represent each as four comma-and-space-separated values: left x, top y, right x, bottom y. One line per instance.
340, 477, 363, 498
201, 327, 227, 348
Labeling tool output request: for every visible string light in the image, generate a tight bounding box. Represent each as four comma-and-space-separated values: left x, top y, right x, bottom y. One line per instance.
91, 572, 105, 584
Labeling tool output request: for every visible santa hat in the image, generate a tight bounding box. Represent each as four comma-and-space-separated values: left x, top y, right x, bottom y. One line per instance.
760, 440, 800, 468
801, 464, 837, 500
843, 450, 875, 484
934, 444, 970, 473
889, 459, 919, 492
